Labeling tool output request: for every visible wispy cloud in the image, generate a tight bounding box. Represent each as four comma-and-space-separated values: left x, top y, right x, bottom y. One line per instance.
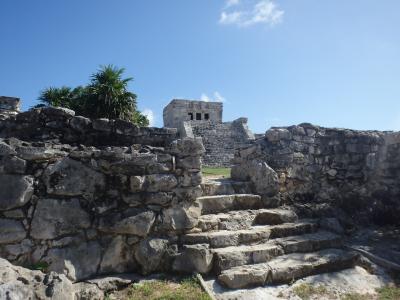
225, 0, 240, 8
219, 0, 284, 27
201, 91, 226, 103
142, 109, 155, 126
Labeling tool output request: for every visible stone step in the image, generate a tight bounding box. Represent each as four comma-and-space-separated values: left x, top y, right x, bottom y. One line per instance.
197, 194, 264, 214
197, 208, 298, 232
182, 221, 318, 248
212, 231, 342, 273
201, 178, 252, 196
218, 248, 359, 289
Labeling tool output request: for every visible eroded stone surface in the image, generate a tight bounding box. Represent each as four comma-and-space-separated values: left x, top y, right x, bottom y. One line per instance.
0, 174, 33, 210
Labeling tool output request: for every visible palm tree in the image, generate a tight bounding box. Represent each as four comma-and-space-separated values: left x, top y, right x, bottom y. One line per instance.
34, 65, 149, 126
86, 65, 148, 125
37, 86, 74, 108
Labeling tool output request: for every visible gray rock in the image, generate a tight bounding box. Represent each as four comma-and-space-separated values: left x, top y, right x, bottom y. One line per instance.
99, 210, 155, 237
0, 141, 16, 155
2, 156, 26, 174
44, 158, 105, 198
144, 174, 178, 192
160, 204, 201, 231
135, 238, 169, 274
99, 236, 136, 274
92, 118, 111, 132
265, 128, 291, 142
0, 257, 75, 300
320, 217, 344, 235
0, 219, 26, 244
31, 198, 91, 240
0, 174, 33, 210
173, 244, 213, 274
168, 138, 205, 157
45, 241, 101, 281
130, 176, 145, 192
73, 282, 104, 300
42, 106, 75, 118
70, 116, 92, 132
16, 146, 68, 161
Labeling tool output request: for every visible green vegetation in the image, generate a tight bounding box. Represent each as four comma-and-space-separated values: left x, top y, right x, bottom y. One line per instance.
202, 167, 231, 178
126, 277, 211, 300
377, 286, 400, 300
36, 65, 149, 126
293, 283, 329, 300
29, 261, 49, 272
341, 293, 366, 300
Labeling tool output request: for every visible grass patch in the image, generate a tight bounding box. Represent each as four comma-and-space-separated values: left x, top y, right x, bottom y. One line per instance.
341, 293, 366, 300
202, 167, 231, 178
126, 276, 211, 300
377, 286, 400, 300
293, 283, 329, 300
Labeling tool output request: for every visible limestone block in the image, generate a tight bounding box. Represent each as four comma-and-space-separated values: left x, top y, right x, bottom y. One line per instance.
134, 238, 169, 275
144, 174, 178, 192
30, 198, 91, 240
45, 241, 101, 281
99, 236, 136, 274
159, 204, 201, 231
0, 174, 33, 210
0, 219, 26, 244
265, 128, 291, 142
129, 176, 145, 192
168, 138, 205, 157
16, 146, 68, 161
2, 156, 26, 174
44, 158, 105, 198
0, 258, 75, 300
98, 209, 155, 237
173, 244, 213, 274
69, 115, 92, 132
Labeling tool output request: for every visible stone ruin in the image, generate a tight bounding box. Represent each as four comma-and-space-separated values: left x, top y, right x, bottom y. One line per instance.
163, 99, 255, 166
0, 96, 399, 299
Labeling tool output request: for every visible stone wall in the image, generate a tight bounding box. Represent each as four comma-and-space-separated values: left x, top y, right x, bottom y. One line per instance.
0, 96, 20, 119
232, 123, 400, 225
0, 106, 205, 282
184, 118, 255, 167
0, 106, 177, 147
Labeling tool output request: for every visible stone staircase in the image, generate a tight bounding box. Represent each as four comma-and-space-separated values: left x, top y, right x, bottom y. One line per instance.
174, 179, 359, 290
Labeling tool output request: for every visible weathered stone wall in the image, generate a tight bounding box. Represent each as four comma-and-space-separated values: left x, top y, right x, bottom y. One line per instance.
0, 106, 178, 147
185, 118, 255, 167
0, 106, 205, 282
232, 123, 400, 225
0, 96, 20, 119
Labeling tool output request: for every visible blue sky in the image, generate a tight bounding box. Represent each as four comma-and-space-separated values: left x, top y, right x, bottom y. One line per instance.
1, 0, 400, 133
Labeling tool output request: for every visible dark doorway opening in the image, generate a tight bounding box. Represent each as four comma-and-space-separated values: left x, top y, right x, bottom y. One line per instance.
196, 113, 202, 120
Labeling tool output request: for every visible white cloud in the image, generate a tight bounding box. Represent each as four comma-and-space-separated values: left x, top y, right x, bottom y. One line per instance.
200, 93, 211, 102
225, 0, 240, 8
201, 92, 226, 103
219, 0, 284, 27
142, 109, 155, 126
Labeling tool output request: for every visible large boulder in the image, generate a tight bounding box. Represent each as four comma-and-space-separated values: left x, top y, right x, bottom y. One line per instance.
45, 241, 102, 281
134, 238, 169, 275
0, 219, 26, 244
44, 158, 105, 199
0, 174, 33, 210
99, 236, 136, 274
173, 244, 213, 274
232, 160, 279, 196
159, 204, 201, 231
0, 258, 75, 300
30, 198, 91, 240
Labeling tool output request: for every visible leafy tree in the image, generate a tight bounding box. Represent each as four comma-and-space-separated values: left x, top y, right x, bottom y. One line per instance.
35, 65, 149, 126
